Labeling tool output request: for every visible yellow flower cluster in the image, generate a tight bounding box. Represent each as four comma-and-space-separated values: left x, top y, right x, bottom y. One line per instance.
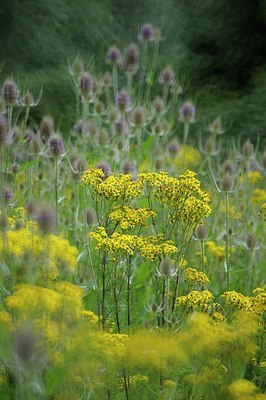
118, 374, 149, 389
184, 360, 227, 386
176, 290, 214, 310
137, 234, 178, 260
89, 227, 137, 255
245, 171, 263, 184
0, 226, 78, 277
185, 268, 210, 286
109, 206, 156, 229
89, 227, 178, 260
227, 379, 265, 400
82, 169, 141, 200
5, 282, 84, 323
139, 170, 211, 225
221, 289, 266, 315
96, 331, 129, 360
251, 188, 266, 205
81, 168, 105, 186
205, 240, 225, 261
174, 145, 202, 170
221, 291, 253, 312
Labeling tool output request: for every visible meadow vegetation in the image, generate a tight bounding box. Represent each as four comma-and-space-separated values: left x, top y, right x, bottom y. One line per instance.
0, 22, 265, 400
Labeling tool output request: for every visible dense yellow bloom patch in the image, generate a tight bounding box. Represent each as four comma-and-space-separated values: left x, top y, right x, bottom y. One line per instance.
82, 169, 141, 200
5, 282, 84, 322
185, 267, 210, 286
0, 226, 78, 277
174, 145, 202, 170
89, 227, 178, 259
205, 240, 225, 261
109, 205, 156, 229
176, 290, 214, 310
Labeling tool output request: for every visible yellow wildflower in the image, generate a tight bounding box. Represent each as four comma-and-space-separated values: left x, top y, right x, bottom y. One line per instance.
109, 205, 156, 229
185, 268, 210, 286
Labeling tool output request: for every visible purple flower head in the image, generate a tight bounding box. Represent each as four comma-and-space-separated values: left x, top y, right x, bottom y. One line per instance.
179, 101, 196, 123
116, 89, 130, 112
80, 72, 94, 98
160, 67, 175, 85
36, 206, 55, 234
140, 23, 155, 41
167, 139, 180, 157
2, 80, 19, 106
73, 120, 85, 135
49, 135, 65, 157
96, 162, 112, 178
106, 46, 121, 65
4, 188, 13, 204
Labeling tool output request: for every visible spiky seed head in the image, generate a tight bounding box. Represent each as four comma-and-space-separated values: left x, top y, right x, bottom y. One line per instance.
86, 208, 97, 226
116, 89, 130, 112
167, 139, 180, 157
246, 233, 258, 250
40, 115, 54, 141
223, 160, 235, 174
220, 174, 234, 192
80, 72, 94, 99
242, 139, 254, 159
36, 206, 55, 234
122, 161, 136, 175
195, 224, 208, 241
49, 135, 65, 157
23, 91, 34, 107
2, 79, 19, 106
160, 257, 175, 276
140, 23, 155, 41
72, 57, 84, 76
179, 101, 196, 123
204, 137, 216, 155
106, 46, 121, 65
123, 43, 139, 72
160, 67, 175, 85
152, 96, 165, 114
132, 107, 146, 127
96, 162, 111, 178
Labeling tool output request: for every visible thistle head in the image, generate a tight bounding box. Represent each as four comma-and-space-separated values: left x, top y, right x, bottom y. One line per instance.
106, 46, 121, 65
131, 106, 147, 127
242, 139, 254, 159
40, 115, 54, 141
2, 79, 19, 106
123, 43, 140, 72
139, 23, 155, 41
152, 96, 165, 114
220, 174, 234, 192
167, 139, 180, 157
80, 72, 94, 99
159, 67, 175, 86
116, 89, 130, 112
36, 205, 55, 234
179, 101, 196, 123
194, 224, 208, 241
49, 134, 65, 157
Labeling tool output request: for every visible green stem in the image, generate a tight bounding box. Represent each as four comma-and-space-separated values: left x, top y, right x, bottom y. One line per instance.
225, 192, 230, 290
55, 159, 59, 232
112, 65, 118, 100
200, 240, 205, 272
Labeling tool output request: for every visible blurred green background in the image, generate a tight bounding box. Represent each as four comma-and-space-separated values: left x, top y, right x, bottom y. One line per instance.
1, 0, 266, 141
